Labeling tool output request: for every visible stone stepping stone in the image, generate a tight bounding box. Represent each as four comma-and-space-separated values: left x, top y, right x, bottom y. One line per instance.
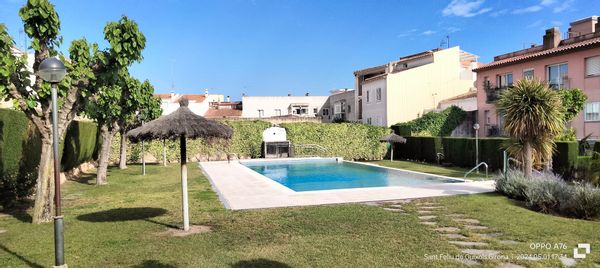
464, 225, 488, 230
449, 241, 488, 247
417, 210, 434, 214
419, 206, 444, 210
389, 204, 404, 208
435, 227, 460, 233
447, 213, 466, 218
386, 200, 411, 204
362, 202, 382, 206
383, 208, 404, 212
418, 215, 437, 220
560, 257, 577, 267
443, 233, 468, 239
461, 249, 500, 258
0, 229, 6, 234
419, 221, 436, 226
500, 263, 526, 268
453, 219, 480, 224
475, 232, 502, 238
499, 240, 519, 245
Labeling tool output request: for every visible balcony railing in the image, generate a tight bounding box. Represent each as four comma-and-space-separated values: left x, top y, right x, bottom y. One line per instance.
484, 83, 512, 103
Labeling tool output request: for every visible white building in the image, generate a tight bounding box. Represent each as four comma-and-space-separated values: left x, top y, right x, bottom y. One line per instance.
155, 90, 224, 116
322, 89, 356, 122
241, 95, 329, 118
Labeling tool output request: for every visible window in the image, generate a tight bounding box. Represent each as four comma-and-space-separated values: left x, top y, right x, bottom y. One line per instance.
313, 108, 318, 114
496, 73, 513, 88
347, 105, 351, 113
585, 102, 600, 121
366, 117, 372, 125
322, 108, 329, 116
547, 63, 568, 89
523, 69, 534, 80
484, 110, 490, 124
258, 109, 264, 118
274, 109, 281, 116
334, 103, 342, 114
366, 90, 370, 103
483, 76, 490, 88
586, 56, 600, 76
376, 88, 382, 101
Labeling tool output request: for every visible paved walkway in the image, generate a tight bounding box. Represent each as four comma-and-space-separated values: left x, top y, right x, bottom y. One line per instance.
369, 199, 581, 267
199, 160, 495, 210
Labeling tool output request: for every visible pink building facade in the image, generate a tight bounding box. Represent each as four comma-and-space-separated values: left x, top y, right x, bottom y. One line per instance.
475, 16, 600, 139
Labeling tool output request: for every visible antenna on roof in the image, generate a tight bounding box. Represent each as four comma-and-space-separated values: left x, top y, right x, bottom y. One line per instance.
439, 35, 450, 49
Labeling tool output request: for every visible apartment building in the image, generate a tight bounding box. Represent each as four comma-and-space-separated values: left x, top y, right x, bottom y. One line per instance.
155, 90, 224, 116
322, 88, 356, 122
241, 95, 329, 118
475, 16, 600, 138
354, 46, 478, 127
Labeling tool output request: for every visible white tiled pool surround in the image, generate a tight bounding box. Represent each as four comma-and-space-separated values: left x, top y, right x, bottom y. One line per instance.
199, 158, 495, 210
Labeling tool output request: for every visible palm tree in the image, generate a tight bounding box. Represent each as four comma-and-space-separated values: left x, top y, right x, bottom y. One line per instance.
497, 79, 564, 178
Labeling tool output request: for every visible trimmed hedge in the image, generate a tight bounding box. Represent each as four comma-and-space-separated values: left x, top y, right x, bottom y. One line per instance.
112, 121, 390, 162
396, 136, 578, 172
0, 109, 100, 207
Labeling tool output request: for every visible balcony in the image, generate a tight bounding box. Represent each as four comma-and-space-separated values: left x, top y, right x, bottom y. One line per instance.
484, 83, 511, 103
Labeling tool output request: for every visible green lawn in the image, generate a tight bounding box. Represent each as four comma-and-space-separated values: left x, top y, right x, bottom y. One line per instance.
0, 164, 598, 267
370, 160, 490, 180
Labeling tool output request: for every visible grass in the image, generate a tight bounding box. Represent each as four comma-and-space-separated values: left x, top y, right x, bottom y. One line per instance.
369, 160, 489, 180
0, 164, 598, 267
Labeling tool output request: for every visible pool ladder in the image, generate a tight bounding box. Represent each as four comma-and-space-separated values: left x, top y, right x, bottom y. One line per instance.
464, 162, 488, 180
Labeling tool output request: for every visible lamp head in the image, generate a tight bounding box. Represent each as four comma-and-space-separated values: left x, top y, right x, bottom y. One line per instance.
38, 57, 67, 83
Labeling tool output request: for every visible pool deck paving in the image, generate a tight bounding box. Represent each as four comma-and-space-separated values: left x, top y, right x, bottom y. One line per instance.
199, 159, 495, 210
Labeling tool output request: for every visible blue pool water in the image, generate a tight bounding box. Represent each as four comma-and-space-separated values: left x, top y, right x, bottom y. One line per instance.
242, 159, 461, 192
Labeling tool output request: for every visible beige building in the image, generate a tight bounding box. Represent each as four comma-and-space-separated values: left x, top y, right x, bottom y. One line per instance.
322, 88, 356, 122
354, 46, 478, 126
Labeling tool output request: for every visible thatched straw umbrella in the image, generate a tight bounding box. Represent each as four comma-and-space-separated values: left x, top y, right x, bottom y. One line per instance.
380, 133, 407, 161
127, 99, 233, 231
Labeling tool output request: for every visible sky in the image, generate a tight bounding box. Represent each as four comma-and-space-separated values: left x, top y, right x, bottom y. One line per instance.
1, 0, 599, 100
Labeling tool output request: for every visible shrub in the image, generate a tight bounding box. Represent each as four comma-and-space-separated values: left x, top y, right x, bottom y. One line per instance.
61, 120, 100, 171
495, 169, 531, 201
524, 173, 570, 213
392, 106, 466, 137
563, 183, 600, 219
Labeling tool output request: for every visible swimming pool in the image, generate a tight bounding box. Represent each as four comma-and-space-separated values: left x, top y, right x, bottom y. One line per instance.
242, 158, 462, 192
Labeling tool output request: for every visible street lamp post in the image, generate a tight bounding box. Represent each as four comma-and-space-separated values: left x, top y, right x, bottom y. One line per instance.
473, 123, 480, 173
39, 57, 67, 268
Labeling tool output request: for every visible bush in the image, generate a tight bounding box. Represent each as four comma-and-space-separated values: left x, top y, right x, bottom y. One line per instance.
524, 173, 570, 213
392, 106, 466, 136
61, 120, 100, 171
564, 183, 600, 219
495, 169, 531, 201
496, 169, 600, 219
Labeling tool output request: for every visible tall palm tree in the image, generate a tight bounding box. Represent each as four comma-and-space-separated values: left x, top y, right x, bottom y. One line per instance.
497, 79, 564, 178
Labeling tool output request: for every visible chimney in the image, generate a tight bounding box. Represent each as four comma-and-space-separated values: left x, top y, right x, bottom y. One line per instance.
204, 88, 209, 97
569, 16, 598, 38
226, 95, 230, 102
305, 92, 310, 96
543, 27, 561, 49
287, 93, 291, 96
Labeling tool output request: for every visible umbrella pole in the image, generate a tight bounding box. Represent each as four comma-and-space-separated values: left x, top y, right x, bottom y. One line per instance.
163, 139, 167, 167
180, 135, 190, 231
391, 142, 394, 162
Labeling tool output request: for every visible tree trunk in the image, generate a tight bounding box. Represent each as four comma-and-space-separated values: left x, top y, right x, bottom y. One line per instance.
524, 141, 533, 179
97, 124, 118, 185
119, 128, 128, 169
32, 139, 55, 224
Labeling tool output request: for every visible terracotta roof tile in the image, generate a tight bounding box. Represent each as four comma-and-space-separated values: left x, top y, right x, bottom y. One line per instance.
474, 37, 600, 71
154, 94, 206, 103
204, 109, 242, 118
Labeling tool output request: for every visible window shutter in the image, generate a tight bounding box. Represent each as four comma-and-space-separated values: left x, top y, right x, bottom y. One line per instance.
586, 56, 600, 76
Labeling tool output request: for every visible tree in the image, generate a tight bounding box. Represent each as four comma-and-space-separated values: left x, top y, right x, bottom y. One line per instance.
497, 79, 565, 178
0, 0, 145, 223
559, 88, 587, 122
117, 79, 162, 170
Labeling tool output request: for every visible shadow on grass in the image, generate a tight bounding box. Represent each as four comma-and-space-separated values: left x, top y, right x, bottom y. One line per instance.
231, 259, 291, 268
133, 260, 177, 268
76, 207, 167, 222
70, 172, 96, 185
0, 201, 33, 223
0, 244, 43, 268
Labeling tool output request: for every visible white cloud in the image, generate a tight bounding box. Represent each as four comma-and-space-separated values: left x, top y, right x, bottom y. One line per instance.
553, 0, 574, 13
489, 9, 508, 17
527, 20, 543, 28
512, 5, 543, 14
551, 20, 562, 26
540, 0, 557, 6
442, 0, 492, 17
446, 27, 462, 33
422, 30, 436, 36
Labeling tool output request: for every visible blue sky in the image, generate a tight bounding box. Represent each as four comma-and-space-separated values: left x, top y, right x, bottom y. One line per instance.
1, 0, 599, 99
